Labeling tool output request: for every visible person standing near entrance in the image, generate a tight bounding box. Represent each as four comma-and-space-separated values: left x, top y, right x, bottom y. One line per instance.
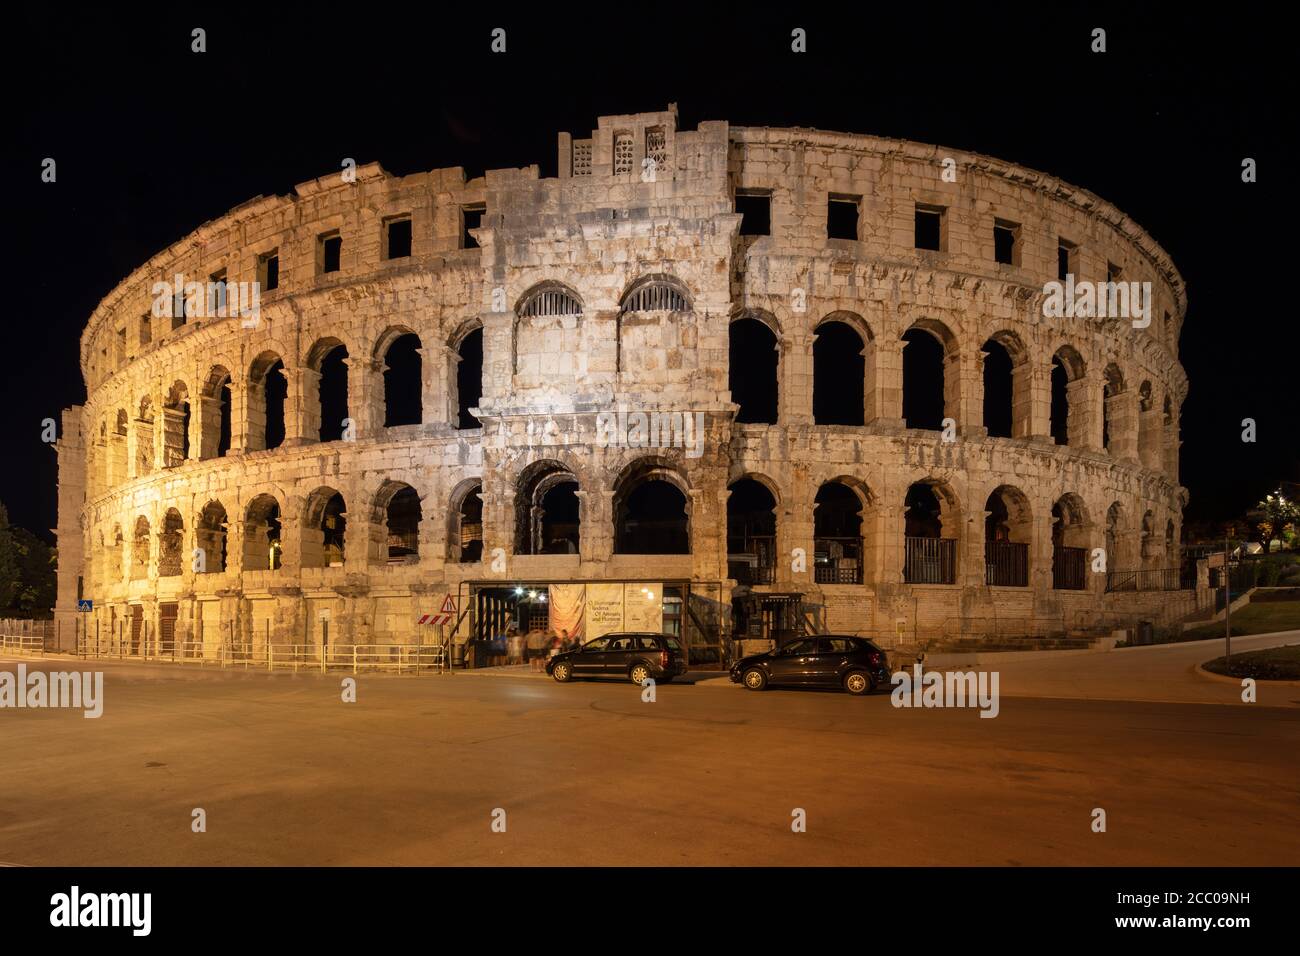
527, 626, 547, 670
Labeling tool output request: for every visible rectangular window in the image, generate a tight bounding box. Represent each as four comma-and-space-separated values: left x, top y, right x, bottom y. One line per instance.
915, 203, 946, 251
461, 205, 484, 250
139, 314, 152, 346
171, 288, 186, 330
385, 216, 412, 259
115, 327, 127, 367
1057, 238, 1077, 281
613, 131, 634, 175
993, 218, 1020, 266
209, 269, 227, 315
735, 191, 771, 237
319, 232, 342, 274
258, 250, 279, 291
827, 194, 861, 241
572, 141, 592, 177
1107, 261, 1124, 282
645, 126, 667, 175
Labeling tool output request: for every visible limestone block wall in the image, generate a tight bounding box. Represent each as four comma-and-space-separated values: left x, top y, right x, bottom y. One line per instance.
59, 106, 1191, 653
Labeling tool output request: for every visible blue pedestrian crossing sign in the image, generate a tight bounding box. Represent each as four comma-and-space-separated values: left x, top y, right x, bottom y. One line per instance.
77, 599, 93, 612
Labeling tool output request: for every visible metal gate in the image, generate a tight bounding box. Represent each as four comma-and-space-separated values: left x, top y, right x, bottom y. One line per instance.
159, 602, 178, 655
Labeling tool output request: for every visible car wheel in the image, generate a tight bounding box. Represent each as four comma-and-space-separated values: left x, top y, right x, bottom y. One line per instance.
742, 668, 768, 691
629, 663, 652, 685
843, 670, 872, 696
551, 661, 572, 683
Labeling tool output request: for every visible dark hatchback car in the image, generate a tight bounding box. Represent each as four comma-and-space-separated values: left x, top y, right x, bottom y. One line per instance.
547, 632, 687, 684
729, 635, 890, 695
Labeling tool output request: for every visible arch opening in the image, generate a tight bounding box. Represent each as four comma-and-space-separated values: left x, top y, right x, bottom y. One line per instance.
814, 480, 864, 584
729, 318, 778, 424
727, 477, 777, 584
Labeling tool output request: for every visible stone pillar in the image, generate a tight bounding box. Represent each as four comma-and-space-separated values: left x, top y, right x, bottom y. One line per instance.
1163, 408, 1180, 480
783, 329, 813, 426
1022, 358, 1051, 440
1106, 389, 1139, 463
965, 509, 989, 588
949, 350, 983, 438
1070, 373, 1103, 451
434, 344, 459, 427
874, 337, 905, 426
876, 500, 905, 587
348, 356, 381, 439
582, 489, 615, 567
1030, 506, 1054, 593
1139, 405, 1163, 471
198, 395, 223, 460
230, 382, 249, 455
284, 365, 319, 446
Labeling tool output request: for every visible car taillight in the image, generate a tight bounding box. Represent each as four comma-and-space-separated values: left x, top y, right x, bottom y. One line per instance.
868, 651, 882, 665
660, 650, 669, 668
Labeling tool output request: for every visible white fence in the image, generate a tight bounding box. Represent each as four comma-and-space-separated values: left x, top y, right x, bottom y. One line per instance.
0, 634, 45, 655
74, 636, 450, 674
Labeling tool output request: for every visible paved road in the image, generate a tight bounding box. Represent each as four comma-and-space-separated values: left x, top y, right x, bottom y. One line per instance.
2, 657, 1297, 866
936, 631, 1300, 707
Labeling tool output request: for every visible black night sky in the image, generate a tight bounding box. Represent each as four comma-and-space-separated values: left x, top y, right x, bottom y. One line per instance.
5, 6, 1293, 543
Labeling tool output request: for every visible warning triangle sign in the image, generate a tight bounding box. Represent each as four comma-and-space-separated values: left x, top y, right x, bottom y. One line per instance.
440, 595, 457, 614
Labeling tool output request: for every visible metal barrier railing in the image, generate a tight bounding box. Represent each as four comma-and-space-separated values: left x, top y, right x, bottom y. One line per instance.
74, 637, 450, 674
0, 634, 45, 654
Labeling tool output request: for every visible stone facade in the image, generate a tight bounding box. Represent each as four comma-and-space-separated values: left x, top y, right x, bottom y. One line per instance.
57, 105, 1191, 657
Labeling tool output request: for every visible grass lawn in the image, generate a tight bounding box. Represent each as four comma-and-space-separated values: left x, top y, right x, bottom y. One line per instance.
1181, 600, 1300, 642
1203, 643, 1300, 681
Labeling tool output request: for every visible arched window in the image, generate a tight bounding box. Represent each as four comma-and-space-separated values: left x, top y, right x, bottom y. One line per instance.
515, 461, 580, 555
448, 480, 483, 563
1050, 345, 1087, 447
244, 494, 282, 571
308, 338, 350, 442
376, 482, 421, 563
303, 488, 347, 568
620, 276, 691, 314
196, 501, 228, 573
452, 325, 482, 429
727, 477, 778, 584
200, 366, 232, 459
519, 284, 582, 318
248, 352, 286, 451
984, 486, 1031, 586
729, 317, 778, 424
813, 318, 866, 426
981, 332, 1028, 439
159, 508, 184, 577
613, 459, 689, 554
381, 331, 422, 427
814, 480, 866, 584
902, 320, 957, 431
163, 381, 190, 467
1051, 494, 1089, 590
904, 481, 959, 584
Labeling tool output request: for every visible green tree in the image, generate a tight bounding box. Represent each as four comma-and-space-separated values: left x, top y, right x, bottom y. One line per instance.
1251, 489, 1300, 554
0, 502, 20, 613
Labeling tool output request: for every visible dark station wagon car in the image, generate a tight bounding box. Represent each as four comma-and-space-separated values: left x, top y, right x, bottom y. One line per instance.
547, 632, 688, 684
729, 635, 890, 695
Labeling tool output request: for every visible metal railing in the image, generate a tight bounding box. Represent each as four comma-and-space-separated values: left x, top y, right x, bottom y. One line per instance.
1052, 546, 1088, 590
985, 540, 1029, 587
0, 634, 45, 654
728, 560, 775, 585
1104, 567, 1189, 593
904, 536, 957, 584
75, 637, 450, 674
814, 537, 862, 584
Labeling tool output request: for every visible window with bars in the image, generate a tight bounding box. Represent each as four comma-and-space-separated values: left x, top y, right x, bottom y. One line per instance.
519, 286, 582, 318
621, 280, 690, 313
645, 127, 666, 175
572, 141, 592, 176
613, 132, 634, 175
